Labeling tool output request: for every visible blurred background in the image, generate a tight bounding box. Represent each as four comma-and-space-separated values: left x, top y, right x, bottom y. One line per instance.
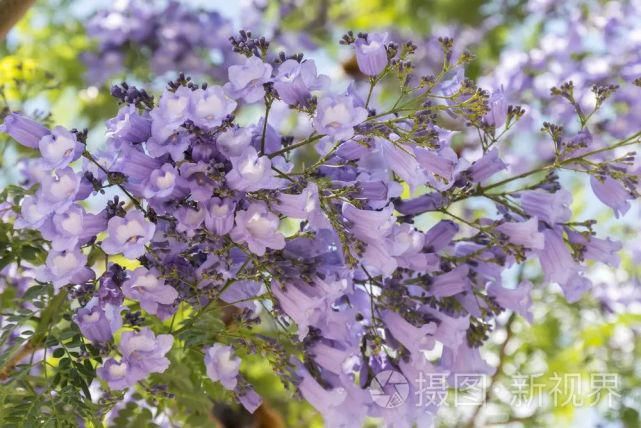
1, 1, 641, 427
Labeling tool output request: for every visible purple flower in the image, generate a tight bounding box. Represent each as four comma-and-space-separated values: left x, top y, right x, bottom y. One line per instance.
14, 196, 50, 229
389, 224, 438, 272
120, 327, 173, 376
41, 205, 107, 251
430, 265, 470, 298
113, 144, 163, 183
37, 126, 83, 170
440, 342, 495, 378
106, 104, 151, 144
141, 163, 179, 199
36, 248, 93, 291
37, 168, 81, 214
415, 146, 459, 191
562, 273, 592, 303
520, 189, 572, 225
1, 112, 50, 149
423, 307, 469, 351
121, 267, 178, 317
488, 281, 533, 322
424, 220, 459, 252
381, 311, 436, 356
274, 183, 330, 230
178, 162, 216, 202
225, 147, 283, 191
342, 203, 397, 274
309, 340, 353, 375
271, 277, 350, 339
566, 231, 622, 266
341, 203, 395, 243
376, 137, 426, 188
394, 192, 447, 216
204, 343, 241, 390
590, 175, 633, 218
150, 86, 192, 143
224, 56, 272, 103
484, 88, 508, 127
216, 127, 253, 158
537, 228, 578, 286
273, 59, 328, 105
175, 204, 206, 235
102, 210, 156, 258
147, 131, 190, 161
468, 148, 507, 182
97, 358, 136, 390
354, 32, 389, 76
74, 297, 122, 342
98, 327, 173, 390
297, 367, 348, 420
313, 95, 368, 140
204, 198, 236, 235
189, 86, 237, 128
237, 386, 263, 414
230, 202, 285, 256
495, 216, 545, 250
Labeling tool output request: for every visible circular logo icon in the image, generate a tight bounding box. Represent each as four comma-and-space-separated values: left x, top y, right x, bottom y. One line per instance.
369, 370, 410, 408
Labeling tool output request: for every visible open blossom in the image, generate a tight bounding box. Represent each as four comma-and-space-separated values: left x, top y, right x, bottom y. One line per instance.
119, 328, 173, 374
224, 56, 272, 103
38, 126, 83, 170
216, 126, 253, 158
41, 206, 107, 251
122, 267, 178, 317
273, 59, 328, 105
150, 86, 191, 142
178, 162, 216, 202
37, 168, 81, 214
97, 358, 137, 390
189, 85, 237, 128
204, 197, 236, 235
98, 328, 173, 390
354, 32, 389, 76
175, 204, 206, 235
204, 343, 241, 390
14, 195, 50, 229
225, 147, 283, 191
312, 95, 368, 140
36, 248, 93, 290
141, 163, 179, 199
102, 210, 156, 258
230, 202, 285, 256
73, 297, 122, 342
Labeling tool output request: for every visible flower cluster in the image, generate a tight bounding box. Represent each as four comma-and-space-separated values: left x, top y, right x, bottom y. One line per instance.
2, 25, 639, 427
480, 1, 641, 218
83, 0, 235, 84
